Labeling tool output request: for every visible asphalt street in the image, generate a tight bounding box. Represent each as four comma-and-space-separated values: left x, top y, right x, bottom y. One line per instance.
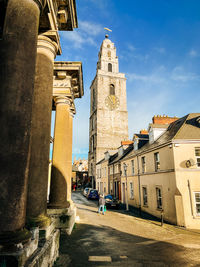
54, 191, 200, 267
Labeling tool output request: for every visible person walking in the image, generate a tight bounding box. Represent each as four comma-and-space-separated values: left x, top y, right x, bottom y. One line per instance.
98, 194, 106, 215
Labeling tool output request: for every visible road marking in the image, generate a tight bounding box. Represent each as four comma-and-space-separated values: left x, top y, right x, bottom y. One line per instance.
88, 256, 112, 262
120, 256, 128, 259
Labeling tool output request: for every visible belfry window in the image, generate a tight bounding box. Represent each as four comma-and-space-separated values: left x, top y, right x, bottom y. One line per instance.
107, 51, 111, 57
110, 84, 115, 95
108, 63, 112, 72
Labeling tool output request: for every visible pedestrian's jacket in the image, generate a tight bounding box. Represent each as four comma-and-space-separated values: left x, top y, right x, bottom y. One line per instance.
99, 197, 106, 206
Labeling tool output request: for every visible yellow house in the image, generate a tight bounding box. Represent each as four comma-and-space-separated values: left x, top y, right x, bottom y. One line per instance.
120, 114, 200, 229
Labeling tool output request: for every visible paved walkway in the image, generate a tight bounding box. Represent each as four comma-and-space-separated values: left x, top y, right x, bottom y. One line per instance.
54, 192, 200, 266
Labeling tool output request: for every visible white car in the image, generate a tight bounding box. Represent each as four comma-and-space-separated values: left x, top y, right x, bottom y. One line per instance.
83, 187, 92, 197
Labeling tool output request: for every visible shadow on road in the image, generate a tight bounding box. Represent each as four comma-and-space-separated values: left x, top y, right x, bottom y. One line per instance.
54, 222, 197, 267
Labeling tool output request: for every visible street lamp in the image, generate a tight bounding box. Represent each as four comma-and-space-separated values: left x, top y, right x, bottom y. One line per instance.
123, 163, 129, 211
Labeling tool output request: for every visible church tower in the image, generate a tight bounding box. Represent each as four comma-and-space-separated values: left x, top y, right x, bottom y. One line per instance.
88, 35, 129, 186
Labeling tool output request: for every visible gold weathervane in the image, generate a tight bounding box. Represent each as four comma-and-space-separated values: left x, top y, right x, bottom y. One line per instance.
104, 27, 112, 38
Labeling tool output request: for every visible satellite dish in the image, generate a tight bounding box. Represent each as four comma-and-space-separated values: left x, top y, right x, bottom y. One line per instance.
186, 158, 195, 168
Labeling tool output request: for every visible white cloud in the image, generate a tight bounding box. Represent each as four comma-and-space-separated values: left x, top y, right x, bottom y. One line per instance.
60, 20, 104, 49
127, 44, 136, 52
154, 47, 166, 54
171, 66, 200, 82
189, 49, 199, 58
79, 21, 103, 36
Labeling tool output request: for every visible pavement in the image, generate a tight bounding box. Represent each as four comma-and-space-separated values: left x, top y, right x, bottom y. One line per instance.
54, 191, 200, 267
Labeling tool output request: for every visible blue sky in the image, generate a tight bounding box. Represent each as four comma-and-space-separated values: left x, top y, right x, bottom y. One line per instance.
52, 0, 200, 160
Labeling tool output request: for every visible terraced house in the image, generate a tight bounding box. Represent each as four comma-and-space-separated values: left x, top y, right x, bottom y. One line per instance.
120, 114, 200, 229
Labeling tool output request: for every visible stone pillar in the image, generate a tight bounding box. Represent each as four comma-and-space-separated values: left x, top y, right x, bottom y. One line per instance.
0, 0, 45, 244
49, 96, 73, 208
26, 35, 58, 228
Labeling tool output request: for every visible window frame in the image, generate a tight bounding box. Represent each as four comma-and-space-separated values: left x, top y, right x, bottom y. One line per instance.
131, 160, 134, 175
154, 152, 160, 172
195, 148, 200, 168
130, 182, 134, 199
142, 186, 148, 206
141, 156, 146, 173
156, 187, 162, 209
108, 63, 112, 72
194, 192, 200, 216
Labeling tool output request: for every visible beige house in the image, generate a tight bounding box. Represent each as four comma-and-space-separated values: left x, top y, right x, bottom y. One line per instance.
96, 154, 109, 195
121, 114, 200, 229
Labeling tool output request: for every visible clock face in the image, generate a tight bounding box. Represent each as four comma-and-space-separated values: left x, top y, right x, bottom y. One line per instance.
105, 95, 120, 110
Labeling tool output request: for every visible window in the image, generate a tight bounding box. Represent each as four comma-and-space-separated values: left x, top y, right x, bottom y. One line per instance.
104, 182, 106, 193
195, 148, 200, 167
91, 135, 95, 152
141, 157, 146, 173
131, 160, 134, 175
110, 84, 115, 95
107, 44, 110, 48
107, 51, 111, 57
114, 164, 119, 174
110, 166, 113, 175
156, 187, 162, 209
154, 152, 160, 171
92, 88, 95, 110
130, 182, 134, 199
108, 63, 112, 72
142, 187, 148, 206
194, 192, 200, 215
110, 182, 113, 194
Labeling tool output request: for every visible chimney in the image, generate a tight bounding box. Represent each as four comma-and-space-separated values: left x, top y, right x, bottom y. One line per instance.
140, 129, 148, 135
121, 140, 133, 146
152, 115, 178, 125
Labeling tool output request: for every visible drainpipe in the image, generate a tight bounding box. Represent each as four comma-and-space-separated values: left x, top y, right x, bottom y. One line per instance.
188, 180, 194, 217
137, 155, 142, 216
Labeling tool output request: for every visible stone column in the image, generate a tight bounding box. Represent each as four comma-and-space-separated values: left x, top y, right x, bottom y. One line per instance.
49, 96, 73, 208
0, 0, 45, 244
26, 35, 58, 228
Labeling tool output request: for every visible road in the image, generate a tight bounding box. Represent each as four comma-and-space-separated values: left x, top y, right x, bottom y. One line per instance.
54, 191, 200, 267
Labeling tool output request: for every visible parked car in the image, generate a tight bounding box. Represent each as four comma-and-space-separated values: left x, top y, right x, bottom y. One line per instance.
105, 195, 120, 209
87, 189, 99, 200
83, 187, 92, 197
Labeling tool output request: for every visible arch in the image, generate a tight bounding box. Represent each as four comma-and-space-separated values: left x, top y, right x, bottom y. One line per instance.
110, 84, 115, 95
108, 63, 112, 72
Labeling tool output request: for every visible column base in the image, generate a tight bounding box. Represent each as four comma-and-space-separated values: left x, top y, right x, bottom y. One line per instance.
0, 228, 38, 266
47, 201, 70, 209
0, 228, 60, 267
26, 214, 51, 229
0, 229, 31, 249
47, 202, 76, 235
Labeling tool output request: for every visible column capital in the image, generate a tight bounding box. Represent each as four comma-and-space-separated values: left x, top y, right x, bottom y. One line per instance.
33, 0, 47, 11
55, 96, 71, 106
70, 110, 74, 118
37, 34, 58, 60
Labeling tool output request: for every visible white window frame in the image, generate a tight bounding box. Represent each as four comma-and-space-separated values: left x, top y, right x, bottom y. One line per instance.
194, 192, 200, 215
130, 182, 134, 199
142, 186, 148, 206
131, 160, 134, 175
195, 148, 200, 168
154, 152, 160, 172
156, 187, 162, 209
141, 157, 146, 173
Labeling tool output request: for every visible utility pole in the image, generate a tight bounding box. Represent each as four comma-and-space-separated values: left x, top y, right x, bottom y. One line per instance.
123, 163, 129, 211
